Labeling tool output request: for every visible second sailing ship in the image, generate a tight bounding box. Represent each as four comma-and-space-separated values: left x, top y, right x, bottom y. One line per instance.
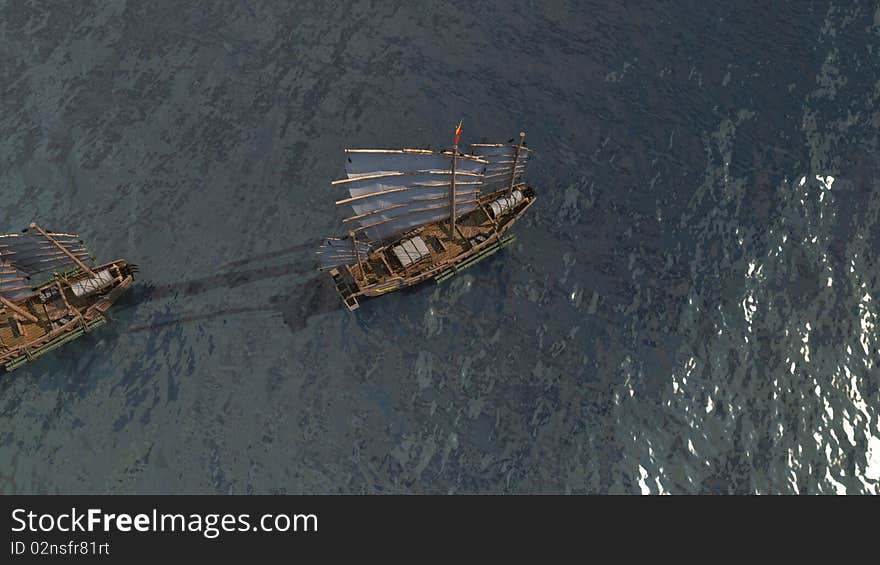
0, 223, 136, 371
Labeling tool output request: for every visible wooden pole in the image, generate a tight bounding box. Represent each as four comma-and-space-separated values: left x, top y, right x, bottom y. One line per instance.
449, 146, 458, 239
30, 223, 96, 277
350, 231, 365, 283
507, 131, 526, 194
54, 279, 77, 317
478, 199, 499, 231
379, 253, 396, 276
0, 296, 38, 323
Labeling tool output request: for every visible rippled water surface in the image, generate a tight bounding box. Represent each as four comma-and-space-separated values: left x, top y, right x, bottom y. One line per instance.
1, 1, 878, 493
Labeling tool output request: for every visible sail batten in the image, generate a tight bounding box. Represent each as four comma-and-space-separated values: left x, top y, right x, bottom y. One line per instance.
484, 166, 525, 178
344, 149, 487, 179
335, 180, 482, 205
331, 169, 482, 185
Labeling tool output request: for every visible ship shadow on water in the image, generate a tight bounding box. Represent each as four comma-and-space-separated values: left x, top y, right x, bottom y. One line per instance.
118, 241, 345, 334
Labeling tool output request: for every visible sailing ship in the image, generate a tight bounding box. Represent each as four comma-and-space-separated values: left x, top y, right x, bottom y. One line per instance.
318, 124, 535, 311
0, 222, 136, 372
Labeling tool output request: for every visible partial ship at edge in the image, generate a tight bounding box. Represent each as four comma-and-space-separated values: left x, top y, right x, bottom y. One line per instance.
0, 223, 135, 372
318, 125, 535, 310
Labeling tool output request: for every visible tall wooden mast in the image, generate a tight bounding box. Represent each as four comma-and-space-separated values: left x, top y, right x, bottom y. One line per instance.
349, 230, 365, 282
449, 120, 463, 239
449, 148, 457, 238
29, 222, 96, 277
508, 131, 526, 194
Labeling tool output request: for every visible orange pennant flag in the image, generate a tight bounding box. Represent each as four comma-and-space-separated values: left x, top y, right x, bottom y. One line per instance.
454, 119, 463, 145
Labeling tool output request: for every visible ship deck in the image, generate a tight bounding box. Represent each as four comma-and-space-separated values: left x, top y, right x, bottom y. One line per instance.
0, 261, 132, 367
349, 203, 499, 286
0, 291, 75, 355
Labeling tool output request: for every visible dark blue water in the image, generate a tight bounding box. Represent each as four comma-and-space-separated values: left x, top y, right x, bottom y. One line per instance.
1, 1, 878, 493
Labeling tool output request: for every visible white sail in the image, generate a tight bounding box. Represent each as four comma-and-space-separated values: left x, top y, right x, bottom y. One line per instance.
335, 151, 487, 242
333, 170, 482, 241
354, 200, 479, 241
471, 144, 531, 195
316, 237, 373, 271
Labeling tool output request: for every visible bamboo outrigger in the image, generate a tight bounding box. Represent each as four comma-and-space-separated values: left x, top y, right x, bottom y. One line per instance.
0, 222, 136, 372
318, 127, 535, 311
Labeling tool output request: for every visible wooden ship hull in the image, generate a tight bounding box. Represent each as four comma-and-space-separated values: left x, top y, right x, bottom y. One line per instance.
319, 128, 535, 311
328, 187, 535, 311
0, 224, 135, 372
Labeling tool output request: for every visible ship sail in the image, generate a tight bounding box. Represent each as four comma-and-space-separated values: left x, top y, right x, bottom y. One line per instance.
471, 143, 531, 195
335, 149, 488, 241
317, 237, 373, 271
344, 149, 486, 178
0, 231, 92, 276
0, 261, 33, 302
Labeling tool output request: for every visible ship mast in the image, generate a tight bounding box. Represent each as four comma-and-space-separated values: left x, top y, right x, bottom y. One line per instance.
30, 222, 96, 277
449, 151, 457, 238
449, 120, 462, 239
508, 131, 526, 194
350, 230, 365, 282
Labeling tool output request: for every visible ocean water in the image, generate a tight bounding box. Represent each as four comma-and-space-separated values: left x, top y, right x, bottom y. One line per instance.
0, 1, 878, 494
